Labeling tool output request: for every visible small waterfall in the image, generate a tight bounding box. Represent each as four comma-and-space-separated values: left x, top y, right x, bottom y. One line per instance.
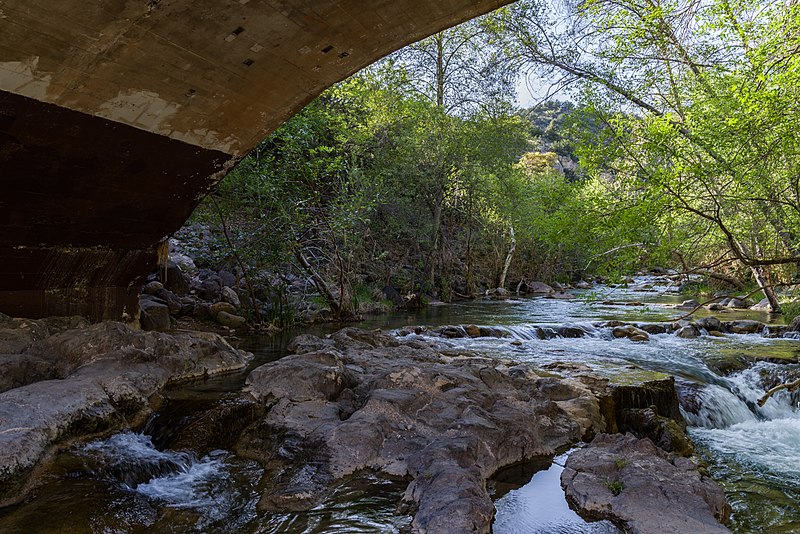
680, 363, 799, 429
82, 433, 198, 489
81, 432, 231, 509
493, 322, 601, 340
680, 383, 758, 429
686, 362, 800, 489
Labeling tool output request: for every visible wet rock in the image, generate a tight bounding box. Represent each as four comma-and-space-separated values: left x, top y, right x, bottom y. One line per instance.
620, 406, 693, 456
674, 380, 704, 417
561, 434, 730, 533
637, 323, 667, 335
675, 325, 700, 339
166, 398, 265, 454
762, 324, 787, 338
706, 353, 750, 376
465, 324, 481, 338
238, 328, 601, 533
221, 286, 241, 308
140, 297, 171, 332
434, 325, 469, 338
559, 367, 684, 436
611, 325, 650, 342
575, 281, 592, 289
215, 311, 247, 329
527, 281, 554, 294
549, 291, 576, 299
678, 299, 701, 309
554, 325, 588, 338
695, 316, 722, 333
724, 320, 765, 334
479, 326, 511, 338
597, 320, 627, 328
0, 322, 252, 506
750, 297, 772, 311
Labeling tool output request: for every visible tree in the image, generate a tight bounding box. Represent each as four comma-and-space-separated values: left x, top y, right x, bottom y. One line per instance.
494, 0, 800, 309
387, 16, 515, 115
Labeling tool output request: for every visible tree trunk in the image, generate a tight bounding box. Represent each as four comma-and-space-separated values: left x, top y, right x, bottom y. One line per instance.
498, 223, 515, 289
750, 264, 781, 312
427, 199, 443, 290
435, 34, 445, 108
696, 269, 746, 291
465, 186, 476, 296
295, 250, 343, 317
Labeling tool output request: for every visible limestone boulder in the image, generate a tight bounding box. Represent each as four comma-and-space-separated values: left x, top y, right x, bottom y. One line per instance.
527, 281, 554, 294
611, 325, 650, 342
725, 320, 765, 334
238, 328, 602, 533
561, 433, 730, 534
209, 301, 237, 318
221, 286, 241, 308
675, 325, 700, 339
139, 297, 171, 332
215, 310, 247, 329
0, 321, 252, 506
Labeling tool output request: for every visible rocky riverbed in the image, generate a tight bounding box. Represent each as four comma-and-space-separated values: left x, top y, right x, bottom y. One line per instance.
0, 314, 252, 506
0, 313, 732, 532
234, 327, 728, 533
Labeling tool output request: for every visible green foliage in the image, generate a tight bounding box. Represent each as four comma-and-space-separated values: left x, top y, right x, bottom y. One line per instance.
781, 300, 800, 325
606, 478, 625, 496
189, 1, 800, 322
493, 0, 800, 305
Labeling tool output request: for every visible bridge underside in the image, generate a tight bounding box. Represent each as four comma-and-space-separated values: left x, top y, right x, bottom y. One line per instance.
0, 0, 508, 320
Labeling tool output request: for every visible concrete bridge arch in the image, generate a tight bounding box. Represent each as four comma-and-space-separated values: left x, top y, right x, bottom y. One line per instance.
0, 0, 509, 320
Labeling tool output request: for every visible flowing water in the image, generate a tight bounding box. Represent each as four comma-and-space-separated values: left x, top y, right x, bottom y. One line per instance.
1, 277, 798, 532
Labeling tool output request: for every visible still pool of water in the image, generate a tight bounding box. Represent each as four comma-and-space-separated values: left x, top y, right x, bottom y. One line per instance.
0, 277, 798, 532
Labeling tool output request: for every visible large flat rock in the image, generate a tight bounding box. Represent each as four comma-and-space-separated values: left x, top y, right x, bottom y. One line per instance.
561, 433, 731, 533
239, 327, 602, 533
0, 320, 252, 505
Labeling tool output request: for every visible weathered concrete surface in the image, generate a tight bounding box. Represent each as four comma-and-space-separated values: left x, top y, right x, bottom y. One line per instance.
0, 0, 510, 320
0, 319, 252, 506
562, 433, 731, 534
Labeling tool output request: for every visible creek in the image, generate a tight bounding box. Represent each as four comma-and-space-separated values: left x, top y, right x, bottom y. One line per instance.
0, 276, 798, 533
